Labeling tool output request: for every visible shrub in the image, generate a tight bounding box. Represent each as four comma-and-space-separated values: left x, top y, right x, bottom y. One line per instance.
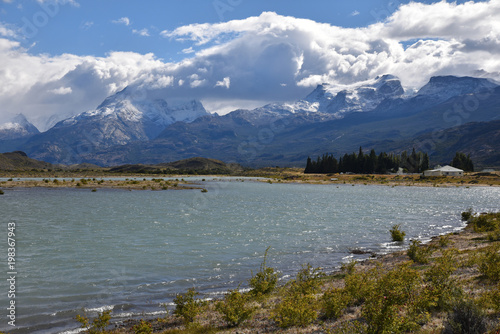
173, 288, 205, 325
424, 249, 462, 310
479, 284, 500, 312
215, 288, 255, 327
443, 300, 488, 334
389, 224, 406, 242
344, 267, 377, 306
340, 260, 357, 276
362, 263, 425, 333
248, 247, 279, 297
0, 189, 4, 195
468, 212, 500, 232
291, 264, 324, 295
438, 235, 451, 247
407, 240, 433, 264
76, 310, 111, 334
325, 320, 367, 334
321, 287, 350, 320
271, 286, 318, 328
461, 208, 473, 221
477, 243, 500, 281
133, 319, 152, 334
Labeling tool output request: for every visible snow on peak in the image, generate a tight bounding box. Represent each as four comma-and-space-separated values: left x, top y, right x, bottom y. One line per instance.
299, 74, 405, 116
417, 76, 499, 102
0, 114, 39, 139
58, 86, 210, 139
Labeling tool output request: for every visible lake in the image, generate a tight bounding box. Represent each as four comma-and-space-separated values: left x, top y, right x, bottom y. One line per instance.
1, 179, 499, 333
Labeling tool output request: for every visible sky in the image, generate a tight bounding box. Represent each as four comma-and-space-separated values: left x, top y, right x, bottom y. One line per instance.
0, 0, 499, 130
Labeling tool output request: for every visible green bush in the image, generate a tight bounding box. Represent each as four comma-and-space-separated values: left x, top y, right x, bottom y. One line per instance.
362, 263, 426, 333
389, 224, 406, 242
344, 267, 377, 306
215, 288, 255, 327
321, 287, 350, 320
468, 212, 500, 232
477, 243, 500, 281
407, 240, 433, 264
271, 286, 318, 328
443, 300, 488, 334
76, 310, 111, 334
248, 247, 279, 297
133, 319, 152, 334
424, 249, 462, 310
173, 288, 205, 325
461, 208, 473, 221
291, 264, 324, 295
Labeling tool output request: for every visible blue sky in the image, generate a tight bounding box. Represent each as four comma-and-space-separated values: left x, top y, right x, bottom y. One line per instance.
1, 0, 478, 60
0, 0, 498, 129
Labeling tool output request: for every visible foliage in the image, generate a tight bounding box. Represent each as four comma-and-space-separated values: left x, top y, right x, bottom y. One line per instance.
423, 249, 462, 310
271, 285, 319, 328
76, 310, 111, 334
451, 152, 474, 172
325, 320, 368, 334
215, 288, 256, 327
321, 287, 350, 320
361, 263, 428, 334
479, 284, 500, 312
407, 240, 434, 264
389, 224, 406, 242
344, 267, 377, 306
291, 264, 324, 295
340, 260, 357, 276
461, 208, 473, 221
305, 147, 430, 174
133, 319, 152, 334
443, 300, 488, 334
477, 243, 500, 281
438, 235, 451, 247
173, 288, 206, 325
468, 213, 500, 232
248, 247, 279, 297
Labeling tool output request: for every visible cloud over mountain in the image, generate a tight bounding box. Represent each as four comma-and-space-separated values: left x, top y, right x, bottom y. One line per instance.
1, 1, 500, 130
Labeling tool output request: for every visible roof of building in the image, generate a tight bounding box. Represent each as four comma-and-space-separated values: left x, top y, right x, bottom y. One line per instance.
426, 165, 464, 173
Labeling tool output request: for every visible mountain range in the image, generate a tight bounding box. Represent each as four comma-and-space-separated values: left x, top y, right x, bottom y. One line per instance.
1, 74, 499, 168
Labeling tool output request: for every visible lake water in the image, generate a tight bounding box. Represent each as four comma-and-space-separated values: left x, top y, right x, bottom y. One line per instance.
1, 179, 499, 333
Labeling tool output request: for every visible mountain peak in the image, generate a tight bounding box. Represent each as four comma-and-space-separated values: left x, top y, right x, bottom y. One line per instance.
0, 113, 40, 140
417, 75, 498, 102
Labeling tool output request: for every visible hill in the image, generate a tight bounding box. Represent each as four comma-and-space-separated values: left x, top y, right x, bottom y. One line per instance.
0, 151, 53, 171
108, 157, 244, 175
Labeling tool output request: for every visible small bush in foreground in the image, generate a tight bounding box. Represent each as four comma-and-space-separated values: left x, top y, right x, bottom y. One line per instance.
173, 288, 205, 325
477, 243, 500, 282
443, 300, 488, 334
461, 208, 473, 221
215, 288, 255, 327
76, 310, 111, 334
248, 247, 279, 297
133, 319, 152, 334
321, 287, 350, 320
271, 286, 318, 328
389, 224, 406, 242
468, 212, 500, 232
291, 264, 324, 295
407, 239, 433, 264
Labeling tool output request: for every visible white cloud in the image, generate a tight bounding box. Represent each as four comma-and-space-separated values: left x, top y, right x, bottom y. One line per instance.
132, 28, 150, 37
351, 10, 360, 16
81, 21, 93, 30
0, 23, 17, 38
112, 17, 130, 26
2, 1, 500, 126
182, 47, 195, 54
36, 0, 80, 7
215, 77, 230, 89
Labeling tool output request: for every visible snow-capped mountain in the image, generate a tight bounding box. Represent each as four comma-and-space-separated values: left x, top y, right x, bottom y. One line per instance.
0, 114, 40, 140
55, 86, 209, 143
416, 76, 498, 103
301, 74, 405, 117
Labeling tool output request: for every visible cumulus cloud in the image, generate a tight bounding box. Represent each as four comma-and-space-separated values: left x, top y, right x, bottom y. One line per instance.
1, 1, 500, 129
112, 17, 130, 26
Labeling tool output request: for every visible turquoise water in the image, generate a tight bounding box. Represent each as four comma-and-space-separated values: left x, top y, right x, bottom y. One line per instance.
1, 180, 499, 333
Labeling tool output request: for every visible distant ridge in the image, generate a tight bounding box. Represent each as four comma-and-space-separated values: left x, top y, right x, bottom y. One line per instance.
0, 151, 53, 170
109, 157, 244, 174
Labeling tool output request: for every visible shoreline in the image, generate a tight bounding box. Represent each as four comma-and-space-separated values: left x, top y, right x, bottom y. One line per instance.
76, 213, 499, 334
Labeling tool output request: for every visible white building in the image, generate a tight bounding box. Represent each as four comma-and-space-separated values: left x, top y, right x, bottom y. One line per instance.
423, 165, 464, 177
